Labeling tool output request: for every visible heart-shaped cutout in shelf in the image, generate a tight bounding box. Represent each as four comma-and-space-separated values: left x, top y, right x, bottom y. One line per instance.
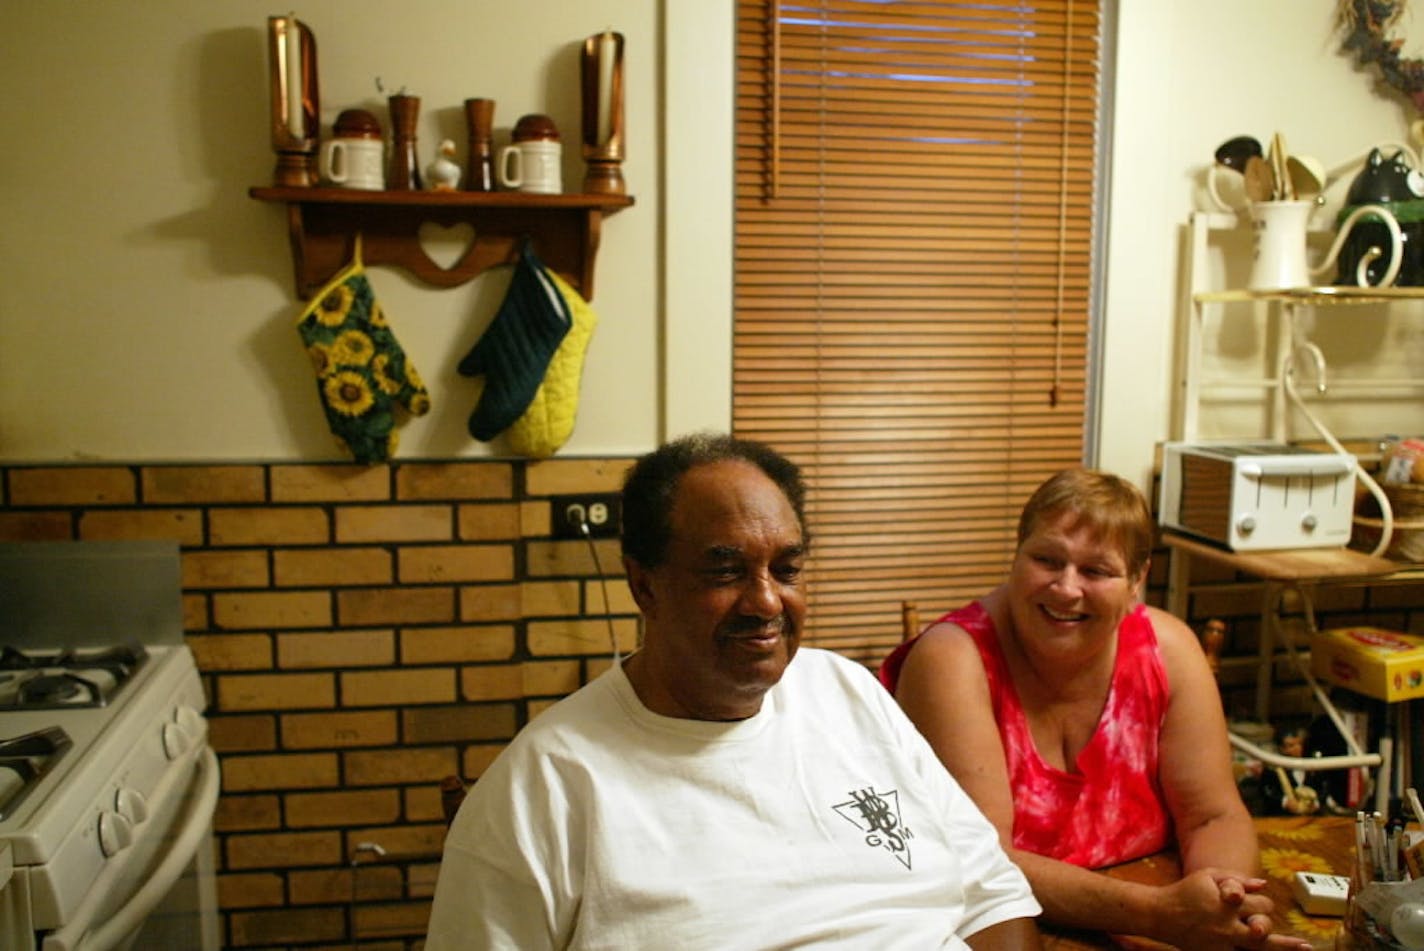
418, 220, 478, 271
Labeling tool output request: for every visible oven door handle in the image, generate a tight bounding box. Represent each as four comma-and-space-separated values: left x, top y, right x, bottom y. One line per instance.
45, 745, 220, 951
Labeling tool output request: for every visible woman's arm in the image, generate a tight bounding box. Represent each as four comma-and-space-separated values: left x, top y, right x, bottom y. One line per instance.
1007, 848, 1294, 948
892, 621, 1017, 838
1150, 605, 1261, 876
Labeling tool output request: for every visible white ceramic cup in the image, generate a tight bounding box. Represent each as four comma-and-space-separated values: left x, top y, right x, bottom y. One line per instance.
319, 138, 385, 190
499, 140, 562, 194
1206, 163, 1248, 214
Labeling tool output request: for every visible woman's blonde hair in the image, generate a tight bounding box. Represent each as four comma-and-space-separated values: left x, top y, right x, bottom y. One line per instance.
1016, 468, 1154, 579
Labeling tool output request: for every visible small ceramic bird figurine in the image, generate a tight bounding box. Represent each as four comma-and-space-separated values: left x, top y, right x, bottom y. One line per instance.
426, 139, 462, 191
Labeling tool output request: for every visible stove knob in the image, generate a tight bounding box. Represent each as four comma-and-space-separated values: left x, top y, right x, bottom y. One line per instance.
1236, 515, 1257, 536
115, 786, 148, 825
1301, 512, 1318, 532
162, 721, 193, 759
175, 704, 206, 740
98, 810, 134, 858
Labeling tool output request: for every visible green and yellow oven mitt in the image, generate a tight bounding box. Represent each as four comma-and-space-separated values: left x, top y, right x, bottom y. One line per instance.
458, 241, 571, 441
504, 270, 598, 458
297, 236, 431, 463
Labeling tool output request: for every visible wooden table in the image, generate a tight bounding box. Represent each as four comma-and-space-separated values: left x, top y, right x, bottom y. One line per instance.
1038, 815, 1354, 949
1160, 532, 1411, 724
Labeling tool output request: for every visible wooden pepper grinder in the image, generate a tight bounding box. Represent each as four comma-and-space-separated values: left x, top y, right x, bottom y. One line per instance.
463, 98, 496, 192
387, 94, 423, 190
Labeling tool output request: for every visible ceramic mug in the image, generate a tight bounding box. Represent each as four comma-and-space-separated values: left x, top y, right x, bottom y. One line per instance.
1206, 163, 1249, 215
499, 140, 562, 194
320, 138, 385, 190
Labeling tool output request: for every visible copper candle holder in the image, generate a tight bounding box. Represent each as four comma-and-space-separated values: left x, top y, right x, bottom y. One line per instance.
267, 15, 319, 186
580, 30, 625, 195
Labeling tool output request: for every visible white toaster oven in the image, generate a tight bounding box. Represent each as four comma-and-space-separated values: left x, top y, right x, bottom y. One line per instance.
1158, 441, 1357, 551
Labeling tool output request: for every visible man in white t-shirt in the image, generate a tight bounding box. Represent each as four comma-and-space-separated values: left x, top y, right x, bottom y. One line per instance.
426, 433, 1042, 950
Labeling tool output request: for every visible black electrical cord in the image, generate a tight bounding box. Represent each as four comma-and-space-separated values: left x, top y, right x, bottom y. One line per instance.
573, 514, 621, 663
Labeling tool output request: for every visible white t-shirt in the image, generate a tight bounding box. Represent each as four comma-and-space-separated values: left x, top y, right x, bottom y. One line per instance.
426, 648, 1039, 949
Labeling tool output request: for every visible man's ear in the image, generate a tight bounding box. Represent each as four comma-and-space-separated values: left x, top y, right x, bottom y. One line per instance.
623, 556, 656, 613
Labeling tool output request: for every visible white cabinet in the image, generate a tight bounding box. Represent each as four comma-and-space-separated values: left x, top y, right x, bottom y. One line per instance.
1163, 211, 1424, 796
1173, 211, 1424, 447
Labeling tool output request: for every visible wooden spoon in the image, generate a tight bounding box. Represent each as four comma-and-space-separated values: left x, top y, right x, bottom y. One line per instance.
1243, 155, 1276, 202
1270, 132, 1292, 200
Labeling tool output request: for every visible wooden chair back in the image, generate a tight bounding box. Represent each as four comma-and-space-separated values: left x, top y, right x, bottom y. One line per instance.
902, 601, 921, 642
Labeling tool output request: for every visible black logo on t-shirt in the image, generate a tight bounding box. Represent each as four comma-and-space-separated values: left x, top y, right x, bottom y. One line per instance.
833, 787, 913, 869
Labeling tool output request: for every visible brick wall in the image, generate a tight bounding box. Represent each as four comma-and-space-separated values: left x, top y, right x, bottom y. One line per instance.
0, 457, 640, 949
2, 458, 1419, 948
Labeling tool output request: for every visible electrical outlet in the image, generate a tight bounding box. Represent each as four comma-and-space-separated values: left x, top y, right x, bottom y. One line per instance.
551, 493, 621, 539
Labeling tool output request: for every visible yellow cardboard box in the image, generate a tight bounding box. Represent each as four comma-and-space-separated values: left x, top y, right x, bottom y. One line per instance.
1311, 627, 1424, 702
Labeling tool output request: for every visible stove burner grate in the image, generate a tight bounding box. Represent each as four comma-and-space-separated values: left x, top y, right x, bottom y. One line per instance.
0, 644, 147, 674
0, 643, 147, 709
20, 674, 98, 705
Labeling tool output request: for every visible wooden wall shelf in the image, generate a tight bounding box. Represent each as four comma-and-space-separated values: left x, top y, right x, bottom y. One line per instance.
250, 187, 634, 300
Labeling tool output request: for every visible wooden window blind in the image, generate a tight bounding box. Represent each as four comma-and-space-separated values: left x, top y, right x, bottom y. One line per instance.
733, 0, 1103, 663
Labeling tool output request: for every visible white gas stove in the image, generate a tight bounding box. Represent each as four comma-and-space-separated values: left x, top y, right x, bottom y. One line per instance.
0, 541, 219, 951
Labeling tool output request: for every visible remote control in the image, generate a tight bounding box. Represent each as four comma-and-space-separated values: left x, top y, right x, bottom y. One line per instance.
1291, 871, 1349, 916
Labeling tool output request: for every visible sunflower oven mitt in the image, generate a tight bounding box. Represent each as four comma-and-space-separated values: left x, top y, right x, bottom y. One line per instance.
458, 242, 571, 441
296, 237, 431, 464
504, 270, 598, 458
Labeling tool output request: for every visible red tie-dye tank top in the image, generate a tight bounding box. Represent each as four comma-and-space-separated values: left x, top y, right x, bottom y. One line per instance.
880, 601, 1172, 868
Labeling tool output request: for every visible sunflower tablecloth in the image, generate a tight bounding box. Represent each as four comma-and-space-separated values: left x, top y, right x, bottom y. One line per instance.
1254, 815, 1356, 947
1039, 815, 1354, 950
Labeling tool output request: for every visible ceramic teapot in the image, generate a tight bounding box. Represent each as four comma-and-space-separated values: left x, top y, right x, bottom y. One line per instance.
1335, 147, 1424, 286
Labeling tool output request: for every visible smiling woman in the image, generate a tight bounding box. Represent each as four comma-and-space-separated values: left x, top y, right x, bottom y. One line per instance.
880, 467, 1315, 950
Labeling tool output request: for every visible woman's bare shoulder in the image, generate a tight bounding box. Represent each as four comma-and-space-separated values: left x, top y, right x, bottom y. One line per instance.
1142, 603, 1200, 652
1141, 603, 1220, 694
897, 616, 987, 691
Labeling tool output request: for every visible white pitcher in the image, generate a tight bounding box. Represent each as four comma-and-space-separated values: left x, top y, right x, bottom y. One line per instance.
1248, 200, 1404, 291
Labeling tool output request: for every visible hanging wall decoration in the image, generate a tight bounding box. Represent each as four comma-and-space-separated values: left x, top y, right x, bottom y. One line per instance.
1338, 0, 1424, 111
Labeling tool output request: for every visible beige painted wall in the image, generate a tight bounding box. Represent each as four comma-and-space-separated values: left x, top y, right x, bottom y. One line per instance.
0, 0, 701, 462
1, 1, 1419, 485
